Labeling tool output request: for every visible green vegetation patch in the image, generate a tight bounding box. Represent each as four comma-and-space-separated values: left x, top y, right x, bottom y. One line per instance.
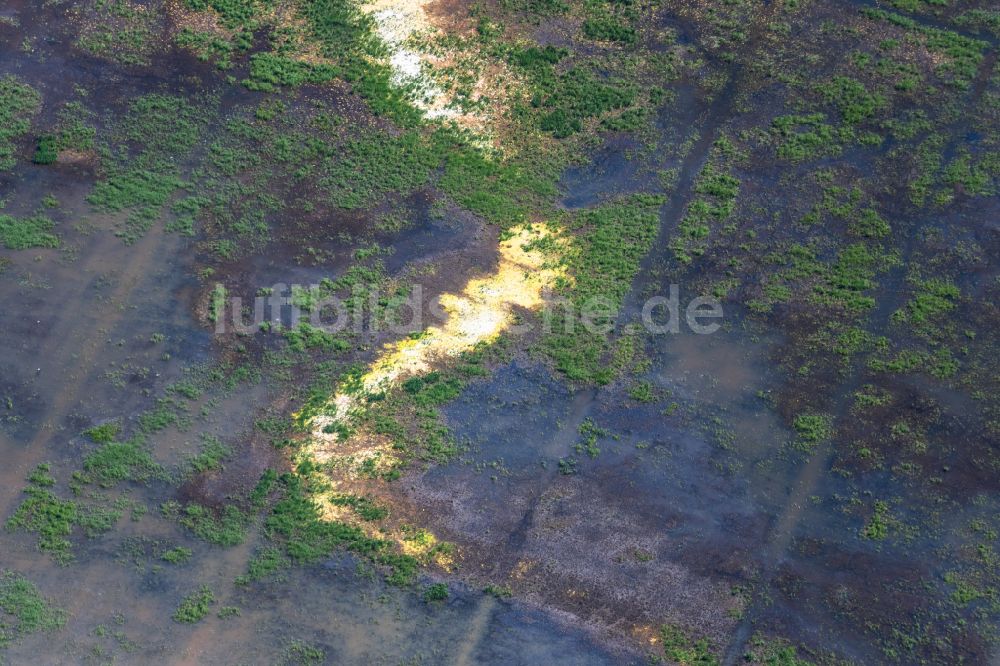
850, 208, 890, 239
294, 0, 420, 125
262, 472, 418, 585
792, 413, 833, 451
321, 130, 442, 209
401, 372, 464, 407
162, 501, 250, 547
53, 102, 97, 154
672, 162, 740, 263
582, 18, 636, 44
816, 76, 885, 125
861, 8, 989, 89
279, 640, 326, 665
5, 485, 78, 561
535, 68, 637, 138
88, 94, 210, 243
659, 623, 719, 665
0, 570, 67, 649
942, 149, 998, 198
772, 113, 846, 162
0, 76, 41, 171
160, 547, 193, 564
870, 346, 959, 378
954, 9, 1000, 37
173, 586, 214, 623
328, 494, 389, 521
744, 633, 814, 665
176, 28, 239, 68
860, 500, 892, 540
82, 438, 164, 488
0, 215, 59, 250
437, 139, 558, 224
542, 194, 663, 383
32, 134, 58, 165
84, 422, 121, 444
812, 243, 883, 312
28, 101, 95, 164
423, 582, 448, 602
236, 547, 290, 585
187, 435, 233, 474
6, 465, 124, 564
76, 0, 158, 66
893, 278, 959, 328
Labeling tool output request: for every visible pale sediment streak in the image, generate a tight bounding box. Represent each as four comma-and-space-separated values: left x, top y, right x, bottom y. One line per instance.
364, 0, 461, 120
304, 224, 563, 464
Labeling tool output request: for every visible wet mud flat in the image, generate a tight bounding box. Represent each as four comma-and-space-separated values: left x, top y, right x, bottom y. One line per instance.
400, 330, 790, 654
1, 0, 999, 663
390, 0, 1000, 660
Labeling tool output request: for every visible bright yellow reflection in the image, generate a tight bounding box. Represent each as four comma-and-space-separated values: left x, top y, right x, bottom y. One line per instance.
306, 222, 563, 453
298, 223, 562, 557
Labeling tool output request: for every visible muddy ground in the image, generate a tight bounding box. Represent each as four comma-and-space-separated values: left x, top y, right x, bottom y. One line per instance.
1, 0, 998, 664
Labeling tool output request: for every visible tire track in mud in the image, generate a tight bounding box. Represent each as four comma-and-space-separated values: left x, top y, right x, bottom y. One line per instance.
847, 0, 999, 48
0, 67, 251, 520
503, 388, 598, 552
169, 536, 262, 664
0, 75, 272, 661
450, 4, 790, 657
0, 222, 186, 518
452, 595, 498, 666
442, 387, 597, 659
617, 0, 789, 323
720, 46, 998, 666
0, 224, 201, 658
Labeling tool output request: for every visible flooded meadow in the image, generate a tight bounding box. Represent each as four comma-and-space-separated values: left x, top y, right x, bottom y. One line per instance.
1, 0, 998, 664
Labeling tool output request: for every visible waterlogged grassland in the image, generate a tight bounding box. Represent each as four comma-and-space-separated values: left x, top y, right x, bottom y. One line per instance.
0, 0, 998, 662
643, 2, 1000, 662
